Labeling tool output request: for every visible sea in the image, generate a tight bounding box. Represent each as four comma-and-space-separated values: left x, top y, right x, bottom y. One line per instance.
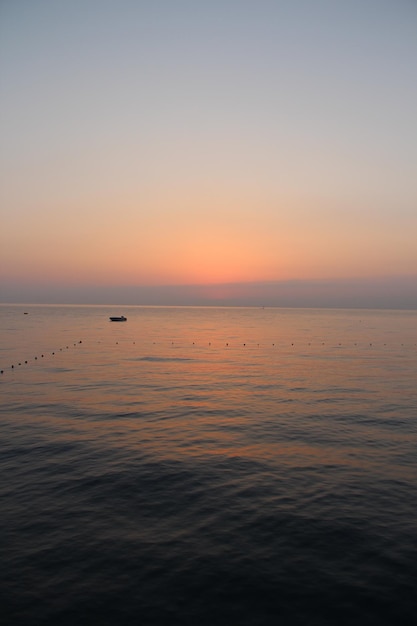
1, 304, 416, 626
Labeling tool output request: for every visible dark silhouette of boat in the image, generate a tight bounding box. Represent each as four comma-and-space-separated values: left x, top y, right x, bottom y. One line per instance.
109, 315, 127, 322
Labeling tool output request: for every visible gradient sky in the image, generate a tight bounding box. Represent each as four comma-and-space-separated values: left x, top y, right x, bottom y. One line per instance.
1, 0, 416, 306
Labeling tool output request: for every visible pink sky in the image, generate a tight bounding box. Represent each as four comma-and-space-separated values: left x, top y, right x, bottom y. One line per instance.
1, 1, 416, 306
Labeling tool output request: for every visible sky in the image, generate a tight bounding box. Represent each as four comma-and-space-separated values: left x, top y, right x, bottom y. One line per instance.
1, 0, 416, 307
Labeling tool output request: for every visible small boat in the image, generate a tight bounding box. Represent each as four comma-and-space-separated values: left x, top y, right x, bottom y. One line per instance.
109, 315, 127, 322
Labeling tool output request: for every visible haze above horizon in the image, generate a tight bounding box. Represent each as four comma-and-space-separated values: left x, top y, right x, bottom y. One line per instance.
1, 1, 416, 308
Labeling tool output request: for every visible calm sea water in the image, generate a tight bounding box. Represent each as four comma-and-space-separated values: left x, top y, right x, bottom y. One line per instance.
1, 305, 417, 625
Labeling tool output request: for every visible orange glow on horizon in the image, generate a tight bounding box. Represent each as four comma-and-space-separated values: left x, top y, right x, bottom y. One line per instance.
3, 183, 417, 290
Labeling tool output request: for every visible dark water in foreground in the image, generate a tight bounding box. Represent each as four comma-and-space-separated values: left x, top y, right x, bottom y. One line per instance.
1, 306, 417, 625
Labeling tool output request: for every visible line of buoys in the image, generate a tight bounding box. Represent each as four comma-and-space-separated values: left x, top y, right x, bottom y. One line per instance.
143, 339, 406, 349
2, 337, 414, 375
1, 340, 84, 375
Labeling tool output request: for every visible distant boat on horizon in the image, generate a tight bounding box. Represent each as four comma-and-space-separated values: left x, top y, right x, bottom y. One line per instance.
109, 315, 127, 322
